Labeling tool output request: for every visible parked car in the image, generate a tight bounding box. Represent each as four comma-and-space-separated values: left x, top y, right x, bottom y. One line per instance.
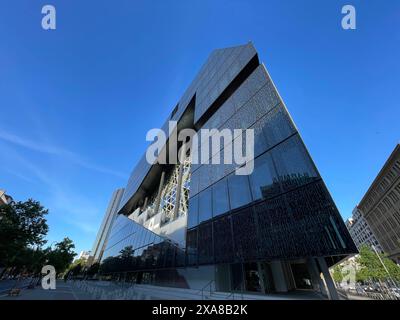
389, 287, 400, 298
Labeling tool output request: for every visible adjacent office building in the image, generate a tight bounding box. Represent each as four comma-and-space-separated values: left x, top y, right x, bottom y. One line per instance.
346, 207, 383, 252
99, 43, 357, 298
91, 188, 125, 264
358, 144, 400, 263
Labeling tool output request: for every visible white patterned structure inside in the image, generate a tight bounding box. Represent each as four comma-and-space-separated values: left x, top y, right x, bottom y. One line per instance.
160, 154, 191, 224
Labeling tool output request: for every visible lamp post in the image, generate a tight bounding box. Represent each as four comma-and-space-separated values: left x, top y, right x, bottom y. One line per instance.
371, 245, 396, 288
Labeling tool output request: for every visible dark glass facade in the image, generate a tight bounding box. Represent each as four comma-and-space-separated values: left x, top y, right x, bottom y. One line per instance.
101, 214, 186, 275
99, 43, 357, 294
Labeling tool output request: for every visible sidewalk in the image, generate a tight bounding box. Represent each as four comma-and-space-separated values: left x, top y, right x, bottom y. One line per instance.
0, 280, 92, 300
0, 280, 326, 300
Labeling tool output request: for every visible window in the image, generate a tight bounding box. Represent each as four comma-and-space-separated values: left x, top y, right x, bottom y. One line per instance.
186, 229, 198, 266
188, 196, 199, 229
142, 230, 151, 247
271, 135, 318, 192
393, 161, 400, 174
249, 152, 279, 200
388, 191, 399, 204
198, 188, 212, 223
198, 222, 213, 264
212, 178, 230, 217
383, 197, 392, 209
136, 228, 145, 248
260, 104, 296, 149
387, 170, 396, 182
213, 216, 234, 263
228, 173, 252, 210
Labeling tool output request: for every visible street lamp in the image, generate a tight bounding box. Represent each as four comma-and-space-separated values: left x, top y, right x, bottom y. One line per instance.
371, 245, 396, 288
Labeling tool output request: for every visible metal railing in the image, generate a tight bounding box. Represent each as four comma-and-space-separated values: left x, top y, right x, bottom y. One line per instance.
197, 280, 215, 300
226, 281, 244, 300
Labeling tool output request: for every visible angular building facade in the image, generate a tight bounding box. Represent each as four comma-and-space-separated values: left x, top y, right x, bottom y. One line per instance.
99, 43, 357, 297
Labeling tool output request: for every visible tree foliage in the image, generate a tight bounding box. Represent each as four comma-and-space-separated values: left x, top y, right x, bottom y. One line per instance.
46, 237, 77, 274
67, 259, 85, 277
0, 199, 77, 277
356, 245, 400, 282
0, 199, 48, 268
332, 265, 344, 283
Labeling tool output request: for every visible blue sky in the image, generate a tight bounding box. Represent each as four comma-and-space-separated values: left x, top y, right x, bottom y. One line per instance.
0, 0, 399, 254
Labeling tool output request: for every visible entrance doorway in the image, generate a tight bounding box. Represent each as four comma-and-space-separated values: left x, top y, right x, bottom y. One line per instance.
244, 263, 262, 292
228, 261, 287, 294
291, 262, 313, 289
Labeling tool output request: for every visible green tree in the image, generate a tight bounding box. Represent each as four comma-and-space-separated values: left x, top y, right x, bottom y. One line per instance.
356, 245, 400, 282
332, 265, 344, 284
46, 237, 77, 275
69, 259, 84, 276
0, 199, 48, 270
63, 258, 85, 280
11, 247, 48, 275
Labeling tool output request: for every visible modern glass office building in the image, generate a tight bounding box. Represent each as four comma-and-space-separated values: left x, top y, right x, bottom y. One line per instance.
99, 43, 357, 297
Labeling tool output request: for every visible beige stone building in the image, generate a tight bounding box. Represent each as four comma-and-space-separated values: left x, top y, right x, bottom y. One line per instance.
0, 189, 13, 205
358, 144, 400, 263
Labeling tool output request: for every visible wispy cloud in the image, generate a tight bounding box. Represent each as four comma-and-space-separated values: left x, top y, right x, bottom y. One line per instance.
1, 144, 101, 235
0, 129, 127, 179
3, 168, 36, 184
68, 221, 98, 234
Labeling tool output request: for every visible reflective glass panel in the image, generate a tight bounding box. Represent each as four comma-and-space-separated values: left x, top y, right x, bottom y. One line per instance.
212, 178, 230, 217
188, 196, 198, 229
271, 135, 318, 192
228, 173, 252, 209
198, 188, 212, 223
249, 152, 280, 200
